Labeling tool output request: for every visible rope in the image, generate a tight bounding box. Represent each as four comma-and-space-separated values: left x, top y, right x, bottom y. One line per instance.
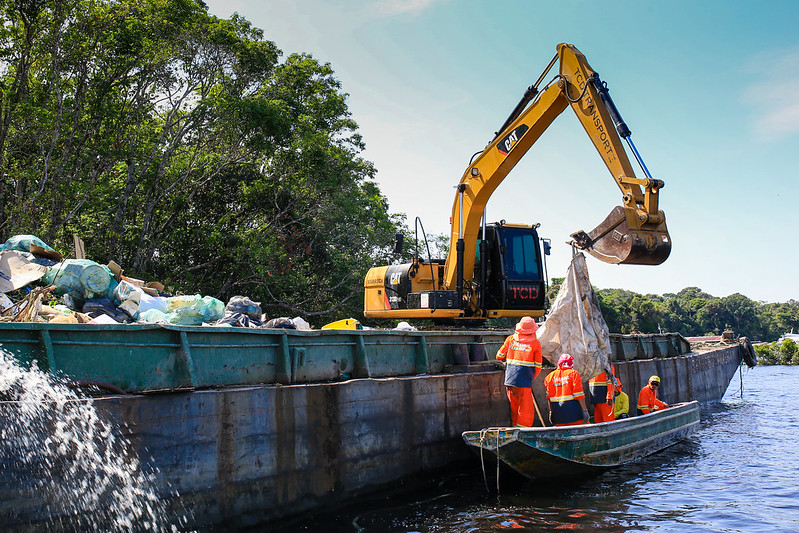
478, 427, 503, 499
479, 428, 489, 492
739, 357, 744, 399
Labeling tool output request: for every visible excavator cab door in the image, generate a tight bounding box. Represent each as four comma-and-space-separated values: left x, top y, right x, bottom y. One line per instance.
477, 224, 546, 312
571, 205, 671, 265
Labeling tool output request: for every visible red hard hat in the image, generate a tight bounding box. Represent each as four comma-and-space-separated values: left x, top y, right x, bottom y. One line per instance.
557, 353, 574, 368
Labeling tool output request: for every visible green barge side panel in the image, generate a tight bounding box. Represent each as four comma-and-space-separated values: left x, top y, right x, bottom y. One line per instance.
0, 323, 707, 394
0, 323, 510, 392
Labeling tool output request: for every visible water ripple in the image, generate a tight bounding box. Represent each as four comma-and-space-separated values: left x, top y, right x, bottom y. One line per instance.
279, 366, 799, 533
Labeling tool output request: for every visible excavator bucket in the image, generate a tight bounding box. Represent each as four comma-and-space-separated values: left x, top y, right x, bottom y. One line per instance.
570, 206, 671, 265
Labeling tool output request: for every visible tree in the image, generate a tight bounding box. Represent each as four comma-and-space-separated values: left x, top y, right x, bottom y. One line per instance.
755, 343, 779, 365
0, 0, 404, 324
780, 338, 797, 365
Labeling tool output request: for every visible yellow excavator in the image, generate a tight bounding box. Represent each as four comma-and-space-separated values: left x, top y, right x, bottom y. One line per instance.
364, 43, 671, 321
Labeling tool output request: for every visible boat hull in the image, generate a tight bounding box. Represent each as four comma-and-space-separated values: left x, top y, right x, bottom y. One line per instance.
462, 401, 700, 479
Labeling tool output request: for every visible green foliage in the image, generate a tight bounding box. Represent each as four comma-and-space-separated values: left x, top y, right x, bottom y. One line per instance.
0, 0, 404, 324
755, 343, 780, 366
781, 338, 798, 365
754, 339, 799, 366
593, 286, 799, 344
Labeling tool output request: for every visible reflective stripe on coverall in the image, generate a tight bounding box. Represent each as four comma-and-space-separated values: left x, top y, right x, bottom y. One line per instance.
589, 367, 620, 423
496, 331, 542, 427
544, 367, 586, 426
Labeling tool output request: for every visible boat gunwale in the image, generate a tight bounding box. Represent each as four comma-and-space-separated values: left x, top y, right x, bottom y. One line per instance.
462, 401, 701, 449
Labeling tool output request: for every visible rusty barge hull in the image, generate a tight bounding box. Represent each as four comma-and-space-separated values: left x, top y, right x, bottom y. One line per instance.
0, 325, 744, 529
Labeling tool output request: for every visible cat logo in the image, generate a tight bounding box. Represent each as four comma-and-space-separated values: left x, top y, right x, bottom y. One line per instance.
389, 272, 402, 285
497, 124, 529, 155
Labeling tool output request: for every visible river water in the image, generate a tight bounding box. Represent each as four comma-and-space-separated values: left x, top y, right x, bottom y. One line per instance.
277, 365, 799, 533
3, 357, 795, 531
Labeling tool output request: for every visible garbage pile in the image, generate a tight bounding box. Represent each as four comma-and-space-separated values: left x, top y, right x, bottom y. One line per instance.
0, 234, 310, 329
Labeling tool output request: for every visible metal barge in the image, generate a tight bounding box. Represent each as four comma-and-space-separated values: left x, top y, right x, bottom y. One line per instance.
0, 324, 746, 529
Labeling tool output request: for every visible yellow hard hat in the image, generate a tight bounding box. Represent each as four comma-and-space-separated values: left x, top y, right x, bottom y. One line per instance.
649, 375, 661, 383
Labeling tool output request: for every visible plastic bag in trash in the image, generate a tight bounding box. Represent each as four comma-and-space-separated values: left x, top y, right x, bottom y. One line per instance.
139, 292, 168, 314
214, 296, 264, 328
292, 317, 311, 330
138, 308, 168, 324
224, 296, 262, 320
216, 314, 263, 328
1, 235, 62, 262
83, 297, 130, 323
113, 280, 142, 318
164, 294, 225, 325
2, 235, 55, 254
113, 279, 139, 303
42, 259, 118, 303
263, 317, 296, 329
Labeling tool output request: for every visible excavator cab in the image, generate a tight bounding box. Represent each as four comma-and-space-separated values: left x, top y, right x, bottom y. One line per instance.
475, 223, 546, 316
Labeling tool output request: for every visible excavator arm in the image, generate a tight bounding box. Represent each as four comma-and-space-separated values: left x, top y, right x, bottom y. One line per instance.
443, 43, 671, 296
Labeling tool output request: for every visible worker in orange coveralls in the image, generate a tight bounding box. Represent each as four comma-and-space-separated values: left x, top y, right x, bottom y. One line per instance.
496, 316, 542, 427
637, 375, 669, 415
544, 353, 590, 426
588, 366, 622, 423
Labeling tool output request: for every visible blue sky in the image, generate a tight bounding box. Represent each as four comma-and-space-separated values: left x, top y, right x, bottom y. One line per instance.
205, 0, 799, 304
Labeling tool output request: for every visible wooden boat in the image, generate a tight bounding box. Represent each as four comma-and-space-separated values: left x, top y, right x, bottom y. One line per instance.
462, 401, 700, 479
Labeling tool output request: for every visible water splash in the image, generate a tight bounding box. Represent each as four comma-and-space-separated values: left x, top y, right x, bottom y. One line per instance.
0, 349, 179, 531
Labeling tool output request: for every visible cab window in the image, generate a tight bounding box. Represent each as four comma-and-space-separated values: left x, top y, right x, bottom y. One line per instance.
502, 230, 540, 281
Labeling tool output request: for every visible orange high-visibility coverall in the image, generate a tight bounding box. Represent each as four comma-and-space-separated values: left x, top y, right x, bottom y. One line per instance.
544, 367, 587, 426
589, 367, 621, 423
637, 385, 668, 415
496, 321, 542, 427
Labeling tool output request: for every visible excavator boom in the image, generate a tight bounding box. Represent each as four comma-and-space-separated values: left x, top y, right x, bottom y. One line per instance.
444, 42, 670, 293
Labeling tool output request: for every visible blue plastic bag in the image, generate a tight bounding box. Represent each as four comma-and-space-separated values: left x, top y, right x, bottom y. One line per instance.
42, 259, 118, 303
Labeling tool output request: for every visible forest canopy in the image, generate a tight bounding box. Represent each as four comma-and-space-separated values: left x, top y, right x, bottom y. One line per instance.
0, 0, 403, 323
548, 280, 797, 342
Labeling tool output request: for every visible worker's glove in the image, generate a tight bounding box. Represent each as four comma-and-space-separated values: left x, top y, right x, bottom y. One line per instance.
582, 409, 590, 422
